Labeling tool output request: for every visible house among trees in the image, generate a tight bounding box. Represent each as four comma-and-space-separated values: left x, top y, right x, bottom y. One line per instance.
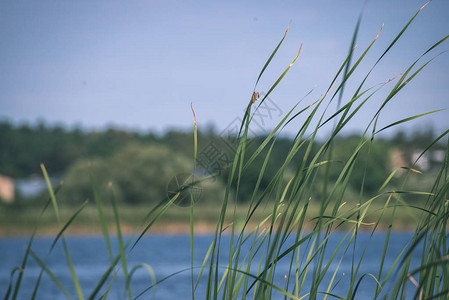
0, 174, 14, 203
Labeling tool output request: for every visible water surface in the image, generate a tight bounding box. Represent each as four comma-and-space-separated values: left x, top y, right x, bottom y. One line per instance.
0, 232, 422, 299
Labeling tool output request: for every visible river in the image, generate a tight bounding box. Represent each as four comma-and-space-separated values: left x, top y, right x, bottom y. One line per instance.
0, 232, 423, 299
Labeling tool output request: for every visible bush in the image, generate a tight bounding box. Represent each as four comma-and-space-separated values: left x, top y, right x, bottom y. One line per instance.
60, 144, 193, 205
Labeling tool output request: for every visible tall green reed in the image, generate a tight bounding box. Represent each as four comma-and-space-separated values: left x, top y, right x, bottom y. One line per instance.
198, 2, 448, 300
3, 2, 448, 300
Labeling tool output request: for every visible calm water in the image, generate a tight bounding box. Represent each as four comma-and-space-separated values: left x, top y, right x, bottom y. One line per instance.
0, 232, 422, 299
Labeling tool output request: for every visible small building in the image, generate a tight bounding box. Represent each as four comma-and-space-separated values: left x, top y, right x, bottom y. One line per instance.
0, 174, 14, 203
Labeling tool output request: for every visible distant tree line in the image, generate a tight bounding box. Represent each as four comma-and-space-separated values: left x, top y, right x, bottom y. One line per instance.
0, 121, 444, 205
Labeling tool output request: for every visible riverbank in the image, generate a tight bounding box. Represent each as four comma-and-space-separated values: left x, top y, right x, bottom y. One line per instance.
0, 200, 424, 237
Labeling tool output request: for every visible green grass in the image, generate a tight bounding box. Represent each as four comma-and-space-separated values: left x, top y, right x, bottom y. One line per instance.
3, 3, 449, 300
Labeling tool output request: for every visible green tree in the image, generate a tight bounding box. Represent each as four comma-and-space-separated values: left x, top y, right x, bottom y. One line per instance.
61, 144, 193, 205
329, 136, 392, 195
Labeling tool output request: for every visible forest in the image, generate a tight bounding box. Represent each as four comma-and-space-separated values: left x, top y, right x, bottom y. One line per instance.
0, 120, 444, 207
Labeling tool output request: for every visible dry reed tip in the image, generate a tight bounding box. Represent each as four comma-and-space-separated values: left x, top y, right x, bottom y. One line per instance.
308, 99, 319, 108
375, 24, 384, 40
385, 74, 401, 84
297, 42, 303, 57
288, 42, 303, 67
284, 20, 292, 36
410, 168, 423, 174
190, 102, 197, 126
407, 273, 419, 287
325, 82, 337, 97
420, 1, 430, 11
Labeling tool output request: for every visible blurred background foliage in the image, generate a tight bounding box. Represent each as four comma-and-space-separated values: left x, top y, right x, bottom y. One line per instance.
0, 121, 444, 206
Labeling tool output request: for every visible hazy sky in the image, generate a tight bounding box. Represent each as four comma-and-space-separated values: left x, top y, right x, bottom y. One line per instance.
1, 0, 448, 137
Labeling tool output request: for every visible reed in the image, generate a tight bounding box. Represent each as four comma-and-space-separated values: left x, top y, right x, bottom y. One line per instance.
3, 3, 448, 300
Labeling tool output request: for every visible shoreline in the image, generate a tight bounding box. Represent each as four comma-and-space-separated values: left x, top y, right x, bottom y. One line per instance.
0, 221, 418, 238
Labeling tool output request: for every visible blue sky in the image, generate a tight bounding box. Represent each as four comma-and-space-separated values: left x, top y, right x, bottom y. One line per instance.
1, 0, 448, 138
